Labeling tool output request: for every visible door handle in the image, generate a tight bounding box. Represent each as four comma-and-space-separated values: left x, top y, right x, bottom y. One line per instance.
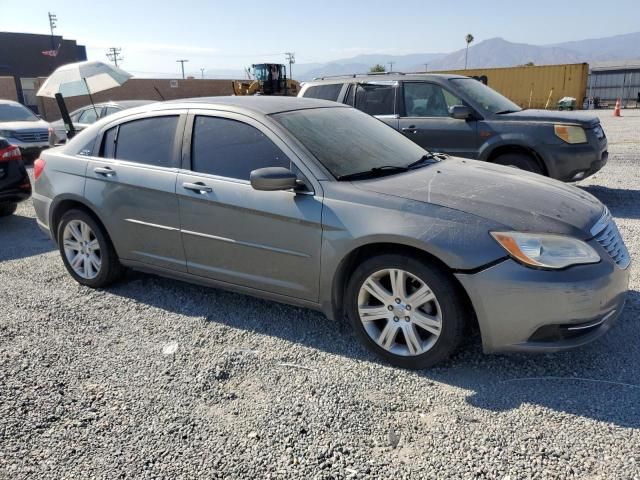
183, 182, 212, 193
401, 125, 418, 133
94, 166, 115, 176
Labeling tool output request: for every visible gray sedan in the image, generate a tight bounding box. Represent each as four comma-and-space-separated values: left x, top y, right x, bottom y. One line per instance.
32, 97, 630, 368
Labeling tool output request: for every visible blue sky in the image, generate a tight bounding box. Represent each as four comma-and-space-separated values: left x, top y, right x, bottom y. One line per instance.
1, 0, 638, 77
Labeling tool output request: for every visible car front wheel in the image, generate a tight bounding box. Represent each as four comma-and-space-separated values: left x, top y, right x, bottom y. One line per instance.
346, 254, 467, 369
57, 209, 124, 288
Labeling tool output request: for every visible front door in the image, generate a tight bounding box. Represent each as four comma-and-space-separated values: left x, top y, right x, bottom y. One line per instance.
84, 113, 187, 272
399, 82, 479, 158
177, 112, 323, 301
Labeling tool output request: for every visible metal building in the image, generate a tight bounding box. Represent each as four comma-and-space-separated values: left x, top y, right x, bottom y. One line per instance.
588, 61, 640, 107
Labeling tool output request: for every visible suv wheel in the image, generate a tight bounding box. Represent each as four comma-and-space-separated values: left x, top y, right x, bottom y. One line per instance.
0, 203, 18, 217
345, 254, 466, 369
493, 153, 543, 175
57, 209, 124, 288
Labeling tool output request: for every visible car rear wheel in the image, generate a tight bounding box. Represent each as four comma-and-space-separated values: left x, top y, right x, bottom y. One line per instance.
345, 254, 466, 369
493, 153, 543, 175
0, 203, 18, 217
57, 209, 124, 288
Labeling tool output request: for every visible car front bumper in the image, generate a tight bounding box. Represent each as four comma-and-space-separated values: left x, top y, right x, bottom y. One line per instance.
540, 131, 608, 182
455, 250, 630, 353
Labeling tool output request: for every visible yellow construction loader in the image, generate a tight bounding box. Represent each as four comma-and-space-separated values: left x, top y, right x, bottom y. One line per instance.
232, 63, 300, 96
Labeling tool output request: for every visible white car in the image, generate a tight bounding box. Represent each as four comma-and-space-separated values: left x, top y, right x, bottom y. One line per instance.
0, 100, 51, 161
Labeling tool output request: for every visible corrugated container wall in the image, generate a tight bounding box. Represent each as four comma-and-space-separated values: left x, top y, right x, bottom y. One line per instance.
588, 69, 640, 106
435, 63, 589, 109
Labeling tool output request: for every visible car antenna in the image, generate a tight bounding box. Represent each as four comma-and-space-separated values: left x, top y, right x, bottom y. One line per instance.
153, 86, 165, 101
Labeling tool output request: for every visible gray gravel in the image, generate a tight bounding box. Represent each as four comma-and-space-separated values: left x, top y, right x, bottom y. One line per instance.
2, 110, 640, 479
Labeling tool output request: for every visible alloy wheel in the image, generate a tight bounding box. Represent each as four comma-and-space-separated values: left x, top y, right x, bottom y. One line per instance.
357, 268, 442, 356
62, 220, 101, 280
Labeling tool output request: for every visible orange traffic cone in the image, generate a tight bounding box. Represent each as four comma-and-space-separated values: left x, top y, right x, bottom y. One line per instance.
614, 99, 621, 117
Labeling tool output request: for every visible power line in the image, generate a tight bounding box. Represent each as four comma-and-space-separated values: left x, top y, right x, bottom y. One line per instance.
106, 47, 123, 67
176, 59, 189, 79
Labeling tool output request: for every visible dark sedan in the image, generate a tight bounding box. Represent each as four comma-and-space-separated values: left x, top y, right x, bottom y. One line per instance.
0, 137, 31, 217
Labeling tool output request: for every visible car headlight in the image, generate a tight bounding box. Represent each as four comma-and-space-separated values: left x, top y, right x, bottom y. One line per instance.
490, 232, 600, 269
0, 129, 14, 138
554, 124, 587, 144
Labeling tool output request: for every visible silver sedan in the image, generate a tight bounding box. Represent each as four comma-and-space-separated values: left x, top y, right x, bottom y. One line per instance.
32, 97, 630, 368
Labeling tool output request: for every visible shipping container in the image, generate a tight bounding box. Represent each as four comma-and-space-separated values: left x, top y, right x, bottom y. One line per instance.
434, 63, 589, 110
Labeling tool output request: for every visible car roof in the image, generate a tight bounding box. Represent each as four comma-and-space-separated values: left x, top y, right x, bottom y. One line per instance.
161, 96, 347, 115
305, 73, 469, 83
0, 99, 25, 106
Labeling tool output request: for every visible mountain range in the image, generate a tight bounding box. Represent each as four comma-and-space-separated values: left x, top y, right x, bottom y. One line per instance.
196, 31, 640, 80
288, 31, 640, 80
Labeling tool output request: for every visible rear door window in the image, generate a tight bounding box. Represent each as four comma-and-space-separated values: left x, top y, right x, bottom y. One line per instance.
355, 83, 396, 116
302, 84, 343, 101
78, 107, 101, 124
190, 116, 290, 181
403, 82, 463, 117
100, 116, 179, 168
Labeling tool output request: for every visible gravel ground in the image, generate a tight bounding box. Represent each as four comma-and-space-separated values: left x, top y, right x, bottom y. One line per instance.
1, 110, 640, 479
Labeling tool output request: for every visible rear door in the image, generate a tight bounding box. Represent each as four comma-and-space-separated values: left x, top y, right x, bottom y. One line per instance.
398, 81, 479, 158
84, 111, 187, 271
346, 81, 399, 130
177, 111, 323, 301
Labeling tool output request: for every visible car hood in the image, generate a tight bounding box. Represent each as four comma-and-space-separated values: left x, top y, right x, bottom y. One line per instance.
352, 158, 604, 239
497, 109, 600, 128
0, 119, 50, 130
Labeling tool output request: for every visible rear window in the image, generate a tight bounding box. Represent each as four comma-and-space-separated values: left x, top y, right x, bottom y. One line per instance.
100, 116, 179, 168
355, 83, 396, 116
302, 84, 343, 101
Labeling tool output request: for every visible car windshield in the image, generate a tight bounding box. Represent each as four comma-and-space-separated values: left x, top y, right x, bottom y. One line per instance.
0, 103, 39, 122
450, 78, 522, 114
271, 107, 428, 179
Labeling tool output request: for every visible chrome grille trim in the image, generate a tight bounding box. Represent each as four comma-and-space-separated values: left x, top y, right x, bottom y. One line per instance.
591, 207, 630, 269
13, 130, 49, 143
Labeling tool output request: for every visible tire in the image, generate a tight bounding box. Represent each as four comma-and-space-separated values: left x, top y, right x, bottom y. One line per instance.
0, 203, 18, 217
493, 153, 544, 175
345, 253, 467, 369
57, 209, 124, 288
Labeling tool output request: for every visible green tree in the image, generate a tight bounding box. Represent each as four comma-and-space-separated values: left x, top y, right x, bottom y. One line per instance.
370, 64, 386, 73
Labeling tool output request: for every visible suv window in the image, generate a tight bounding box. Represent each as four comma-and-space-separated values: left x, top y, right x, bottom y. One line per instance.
191, 116, 290, 181
100, 116, 178, 168
78, 107, 100, 124
355, 83, 396, 116
403, 83, 462, 117
303, 84, 343, 101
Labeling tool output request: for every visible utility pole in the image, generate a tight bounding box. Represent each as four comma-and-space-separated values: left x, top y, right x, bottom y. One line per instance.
106, 47, 123, 67
47, 12, 57, 50
388, 61, 395, 72
285, 52, 295, 80
200, 68, 205, 79
176, 59, 189, 79
424, 63, 428, 72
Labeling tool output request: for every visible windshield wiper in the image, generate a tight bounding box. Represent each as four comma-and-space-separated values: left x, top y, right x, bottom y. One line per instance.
406, 153, 439, 170
338, 165, 408, 181
495, 109, 519, 114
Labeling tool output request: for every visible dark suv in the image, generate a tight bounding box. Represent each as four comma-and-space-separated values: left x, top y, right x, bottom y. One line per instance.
299, 74, 608, 182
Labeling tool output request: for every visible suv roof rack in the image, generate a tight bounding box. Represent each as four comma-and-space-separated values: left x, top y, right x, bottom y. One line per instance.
312, 71, 407, 81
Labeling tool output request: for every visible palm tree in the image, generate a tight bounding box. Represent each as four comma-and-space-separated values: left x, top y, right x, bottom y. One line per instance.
464, 34, 474, 69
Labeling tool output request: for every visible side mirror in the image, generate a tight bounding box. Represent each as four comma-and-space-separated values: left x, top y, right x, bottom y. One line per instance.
449, 105, 473, 120
250, 167, 298, 191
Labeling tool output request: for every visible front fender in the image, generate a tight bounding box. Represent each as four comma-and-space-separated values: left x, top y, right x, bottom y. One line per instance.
477, 133, 541, 162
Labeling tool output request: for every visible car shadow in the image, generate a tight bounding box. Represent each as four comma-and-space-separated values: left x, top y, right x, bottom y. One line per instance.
580, 185, 640, 220
109, 271, 640, 429
0, 211, 55, 261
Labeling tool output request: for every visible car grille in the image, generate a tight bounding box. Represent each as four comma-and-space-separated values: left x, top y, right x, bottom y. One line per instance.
12, 130, 49, 143
591, 207, 630, 269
